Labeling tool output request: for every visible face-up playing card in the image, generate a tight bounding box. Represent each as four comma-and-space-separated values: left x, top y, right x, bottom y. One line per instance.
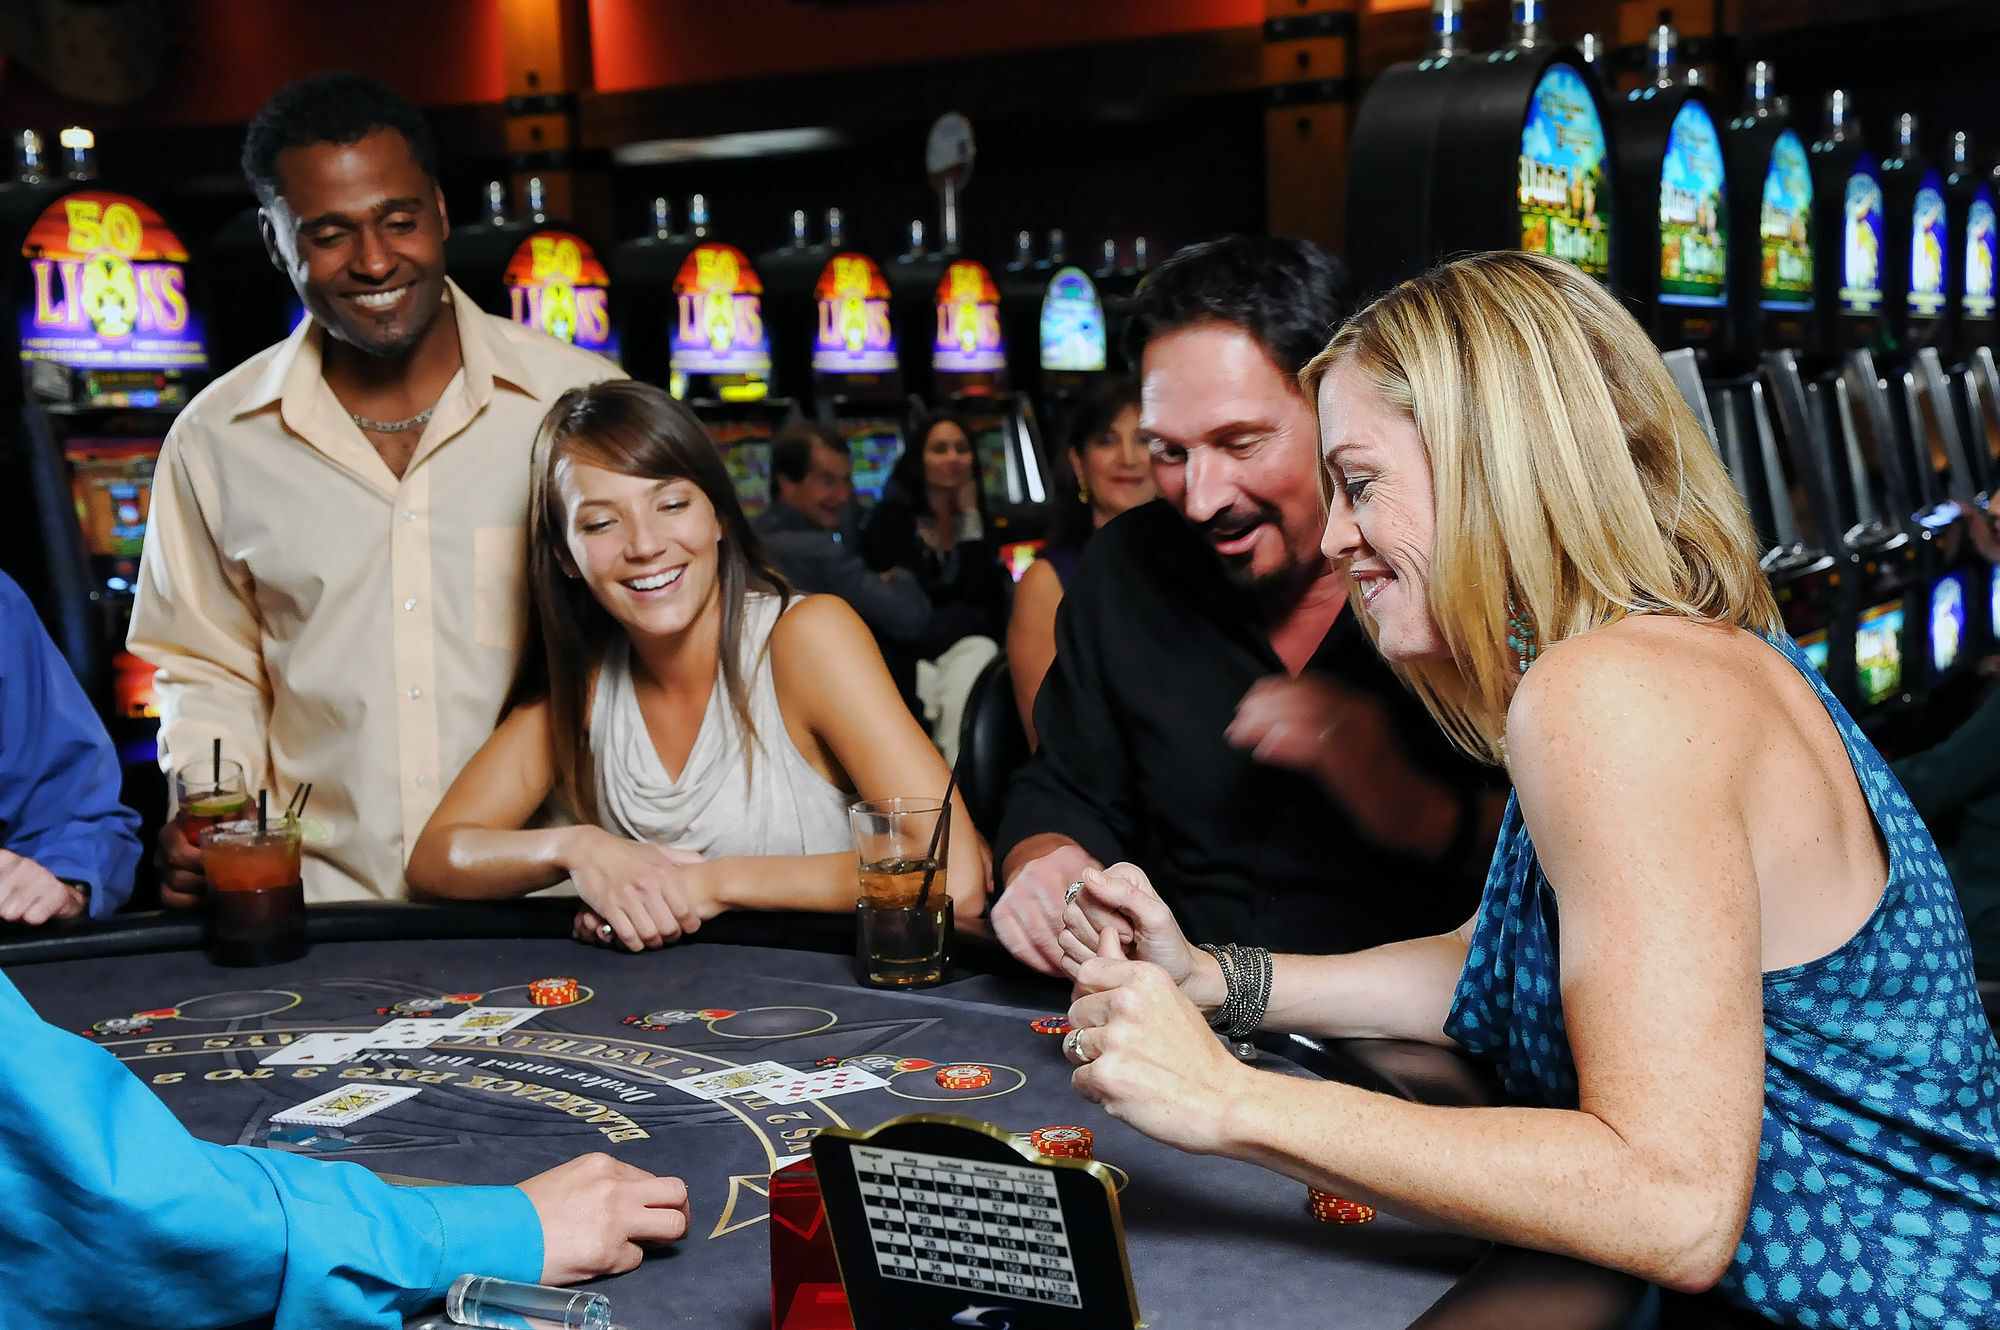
439, 1007, 543, 1037
363, 1018, 454, 1048
757, 1065, 890, 1105
669, 1060, 795, 1101
258, 1032, 370, 1066
271, 1084, 421, 1127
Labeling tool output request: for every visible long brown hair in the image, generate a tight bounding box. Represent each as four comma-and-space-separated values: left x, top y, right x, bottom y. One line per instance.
515, 380, 792, 824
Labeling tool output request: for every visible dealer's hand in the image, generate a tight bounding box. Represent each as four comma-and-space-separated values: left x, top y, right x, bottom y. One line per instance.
518, 1152, 690, 1283
1066, 940, 1250, 1156
564, 828, 707, 951
0, 850, 86, 925
155, 822, 206, 908
992, 840, 1100, 977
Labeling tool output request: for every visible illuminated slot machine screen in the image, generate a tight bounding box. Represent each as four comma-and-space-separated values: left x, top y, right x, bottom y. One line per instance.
1991, 565, 2000, 649
504, 230, 618, 364
708, 420, 773, 518
1840, 156, 1885, 316
1854, 599, 1905, 706
1909, 171, 1949, 321
66, 438, 158, 571
1966, 187, 1997, 325
962, 410, 1017, 508
1796, 627, 1832, 680
838, 419, 904, 508
1517, 62, 1613, 281
1657, 102, 1729, 310
998, 539, 1045, 582
1929, 571, 1969, 677
1760, 131, 1814, 314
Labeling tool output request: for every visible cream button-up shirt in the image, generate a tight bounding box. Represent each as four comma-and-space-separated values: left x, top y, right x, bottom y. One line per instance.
130, 282, 621, 902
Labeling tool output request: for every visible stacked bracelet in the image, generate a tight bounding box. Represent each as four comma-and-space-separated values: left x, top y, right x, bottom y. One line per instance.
1196, 942, 1273, 1041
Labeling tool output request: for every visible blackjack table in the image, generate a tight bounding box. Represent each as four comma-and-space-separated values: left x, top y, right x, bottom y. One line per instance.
0, 904, 1658, 1330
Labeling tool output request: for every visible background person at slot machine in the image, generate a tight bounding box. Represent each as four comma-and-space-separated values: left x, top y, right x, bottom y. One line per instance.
0, 571, 140, 925
133, 74, 622, 907
1893, 503, 2000, 976
1059, 252, 2000, 1330
407, 382, 984, 950
1006, 376, 1154, 747
991, 235, 1497, 975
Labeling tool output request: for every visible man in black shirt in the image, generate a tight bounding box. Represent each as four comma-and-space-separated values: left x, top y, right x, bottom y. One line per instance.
991, 236, 1499, 974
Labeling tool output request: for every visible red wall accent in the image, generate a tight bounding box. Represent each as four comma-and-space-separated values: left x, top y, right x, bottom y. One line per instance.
0, 0, 506, 129
585, 0, 1263, 93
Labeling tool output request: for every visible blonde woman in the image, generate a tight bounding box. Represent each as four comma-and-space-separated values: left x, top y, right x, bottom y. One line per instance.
1056, 252, 2000, 1327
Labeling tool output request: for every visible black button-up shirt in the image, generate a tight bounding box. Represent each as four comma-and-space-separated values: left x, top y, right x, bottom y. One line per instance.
995, 500, 1496, 954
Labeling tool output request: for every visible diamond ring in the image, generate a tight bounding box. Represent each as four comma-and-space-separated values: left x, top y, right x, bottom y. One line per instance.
1064, 880, 1085, 907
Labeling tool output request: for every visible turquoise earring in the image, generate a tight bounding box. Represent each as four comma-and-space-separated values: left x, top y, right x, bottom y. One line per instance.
1506, 594, 1539, 673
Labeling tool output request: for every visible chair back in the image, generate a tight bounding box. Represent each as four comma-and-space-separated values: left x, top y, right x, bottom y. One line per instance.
956, 655, 1030, 841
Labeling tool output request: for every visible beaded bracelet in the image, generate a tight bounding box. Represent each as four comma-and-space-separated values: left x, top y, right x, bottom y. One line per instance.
1197, 942, 1273, 1041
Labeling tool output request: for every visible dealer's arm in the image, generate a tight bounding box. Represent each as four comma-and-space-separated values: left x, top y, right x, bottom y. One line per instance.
0, 973, 689, 1329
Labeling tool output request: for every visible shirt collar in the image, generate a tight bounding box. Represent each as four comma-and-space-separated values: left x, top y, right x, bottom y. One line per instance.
231, 279, 536, 422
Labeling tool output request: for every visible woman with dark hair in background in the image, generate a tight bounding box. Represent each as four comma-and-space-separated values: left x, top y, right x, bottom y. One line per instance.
407, 382, 982, 950
1005, 376, 1153, 746
861, 411, 1016, 755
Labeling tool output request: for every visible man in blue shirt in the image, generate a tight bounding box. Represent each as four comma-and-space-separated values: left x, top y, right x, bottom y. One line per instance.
3, 969, 690, 1327
0, 569, 141, 924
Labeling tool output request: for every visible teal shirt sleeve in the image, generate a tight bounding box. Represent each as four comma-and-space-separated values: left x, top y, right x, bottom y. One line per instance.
1892, 680, 2000, 821
0, 970, 543, 1329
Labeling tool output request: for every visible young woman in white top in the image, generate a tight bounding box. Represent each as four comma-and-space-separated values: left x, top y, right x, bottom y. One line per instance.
408, 381, 984, 949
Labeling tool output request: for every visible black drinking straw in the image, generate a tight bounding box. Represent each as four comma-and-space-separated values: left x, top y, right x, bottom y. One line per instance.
914, 768, 958, 909
287, 782, 314, 820
212, 737, 222, 788
257, 788, 268, 835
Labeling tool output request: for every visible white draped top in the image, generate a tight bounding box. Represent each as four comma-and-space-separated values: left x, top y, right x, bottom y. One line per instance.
588, 592, 854, 858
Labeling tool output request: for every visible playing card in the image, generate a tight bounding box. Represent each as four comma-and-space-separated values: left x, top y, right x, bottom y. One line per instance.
758, 1065, 890, 1105
669, 1060, 795, 1101
258, 1032, 370, 1066
439, 1006, 543, 1037
271, 1084, 421, 1127
363, 1018, 454, 1048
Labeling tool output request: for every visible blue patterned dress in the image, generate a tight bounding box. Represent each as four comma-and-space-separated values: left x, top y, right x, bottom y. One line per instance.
1445, 632, 2000, 1329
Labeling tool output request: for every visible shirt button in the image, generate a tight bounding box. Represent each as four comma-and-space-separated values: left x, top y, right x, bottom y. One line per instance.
403, 598, 417, 611
415, 774, 427, 787
403, 510, 415, 522
408, 687, 422, 699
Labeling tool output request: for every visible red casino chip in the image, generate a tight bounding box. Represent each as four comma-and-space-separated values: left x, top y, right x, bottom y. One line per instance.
1030, 1016, 1072, 1035
527, 977, 580, 1007
935, 1064, 994, 1090
1307, 1187, 1375, 1224
1027, 1126, 1093, 1160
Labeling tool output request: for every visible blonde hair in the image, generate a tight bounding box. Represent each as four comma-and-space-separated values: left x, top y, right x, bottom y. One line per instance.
1300, 251, 1780, 765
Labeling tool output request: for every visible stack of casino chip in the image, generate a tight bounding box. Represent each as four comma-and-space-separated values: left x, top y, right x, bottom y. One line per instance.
1030, 1015, 1071, 1035
1307, 1186, 1375, 1224
527, 977, 580, 1007
1027, 1126, 1093, 1161
935, 1064, 994, 1090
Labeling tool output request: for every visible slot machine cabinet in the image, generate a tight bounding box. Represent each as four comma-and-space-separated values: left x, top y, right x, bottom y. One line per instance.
1000, 230, 1109, 451
203, 206, 301, 376
1888, 348, 1989, 701
666, 234, 795, 520
931, 255, 1052, 549
803, 240, 914, 514
1723, 63, 1819, 370
758, 208, 835, 416
1882, 115, 1950, 360
608, 196, 696, 388
1811, 92, 1888, 359
443, 180, 619, 368
1944, 140, 2000, 516
1088, 237, 1148, 377
0, 176, 212, 851
1344, 0, 1472, 298
887, 220, 944, 407
1612, 16, 1737, 364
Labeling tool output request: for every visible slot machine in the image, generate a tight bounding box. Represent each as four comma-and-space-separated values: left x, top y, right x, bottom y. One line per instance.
800, 221, 916, 513
1000, 229, 1108, 454
443, 178, 619, 366
665, 218, 794, 519
1088, 236, 1148, 375
932, 253, 1051, 555
0, 133, 212, 828
1881, 116, 1950, 359
1612, 15, 1737, 365
1351, 0, 1616, 296
608, 196, 694, 388
1945, 137, 2000, 552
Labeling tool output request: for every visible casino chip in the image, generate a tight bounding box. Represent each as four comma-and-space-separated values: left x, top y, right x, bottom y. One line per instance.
935, 1064, 995, 1090
1030, 1016, 1072, 1035
1307, 1186, 1375, 1224
815, 1057, 840, 1068
1028, 1126, 1093, 1160
528, 977, 580, 1007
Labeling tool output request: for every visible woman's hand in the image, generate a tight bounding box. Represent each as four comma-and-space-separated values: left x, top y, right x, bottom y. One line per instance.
563, 827, 708, 951
1066, 950, 1251, 1156
1057, 864, 1224, 1013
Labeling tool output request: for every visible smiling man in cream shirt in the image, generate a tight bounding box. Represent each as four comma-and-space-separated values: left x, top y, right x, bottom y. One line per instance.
132, 76, 621, 905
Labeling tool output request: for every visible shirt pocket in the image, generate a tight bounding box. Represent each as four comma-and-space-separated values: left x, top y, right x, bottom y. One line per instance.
472, 526, 528, 652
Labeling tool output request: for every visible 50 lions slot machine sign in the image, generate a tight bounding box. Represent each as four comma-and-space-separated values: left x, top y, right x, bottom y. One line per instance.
813, 252, 897, 375
19, 191, 207, 370
670, 242, 772, 383
933, 259, 1006, 375
505, 230, 617, 362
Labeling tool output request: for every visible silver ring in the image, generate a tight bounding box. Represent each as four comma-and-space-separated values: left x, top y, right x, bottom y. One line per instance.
597, 922, 614, 941
1063, 1027, 1088, 1063
1064, 880, 1085, 907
